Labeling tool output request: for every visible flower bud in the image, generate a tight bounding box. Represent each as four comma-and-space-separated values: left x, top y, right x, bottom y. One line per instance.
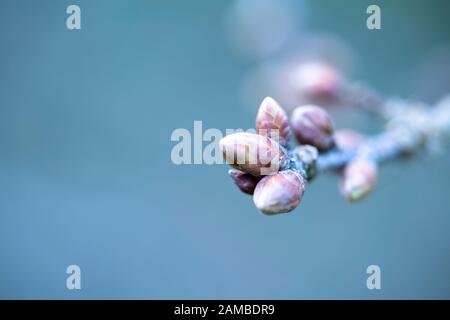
253, 170, 305, 215
228, 169, 261, 195
340, 159, 377, 202
334, 129, 365, 151
290, 105, 335, 151
293, 145, 319, 180
256, 97, 291, 148
220, 132, 289, 176
289, 62, 343, 104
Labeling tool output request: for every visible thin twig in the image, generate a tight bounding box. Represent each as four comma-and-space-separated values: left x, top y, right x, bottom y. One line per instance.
294, 97, 450, 175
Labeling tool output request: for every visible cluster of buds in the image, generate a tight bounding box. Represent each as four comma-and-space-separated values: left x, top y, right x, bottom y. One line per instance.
223, 4, 450, 215
220, 97, 379, 215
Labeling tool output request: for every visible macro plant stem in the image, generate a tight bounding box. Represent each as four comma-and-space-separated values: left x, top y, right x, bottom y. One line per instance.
313, 132, 409, 172
340, 82, 387, 118
295, 97, 450, 175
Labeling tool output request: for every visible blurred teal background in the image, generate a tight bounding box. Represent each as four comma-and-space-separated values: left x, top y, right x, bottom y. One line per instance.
0, 0, 449, 299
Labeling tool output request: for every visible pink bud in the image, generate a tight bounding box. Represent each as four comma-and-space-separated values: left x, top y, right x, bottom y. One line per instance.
228, 169, 261, 195
253, 170, 305, 215
220, 132, 289, 176
290, 105, 335, 151
289, 62, 343, 104
340, 159, 377, 202
334, 129, 366, 151
256, 97, 291, 148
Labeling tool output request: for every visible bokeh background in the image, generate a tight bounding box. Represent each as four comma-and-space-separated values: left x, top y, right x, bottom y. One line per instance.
0, 0, 449, 299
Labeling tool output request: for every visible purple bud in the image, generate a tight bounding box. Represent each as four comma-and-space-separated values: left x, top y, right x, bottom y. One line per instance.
256, 97, 291, 148
228, 169, 261, 195
340, 159, 377, 202
220, 132, 289, 176
290, 105, 335, 151
253, 170, 305, 215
